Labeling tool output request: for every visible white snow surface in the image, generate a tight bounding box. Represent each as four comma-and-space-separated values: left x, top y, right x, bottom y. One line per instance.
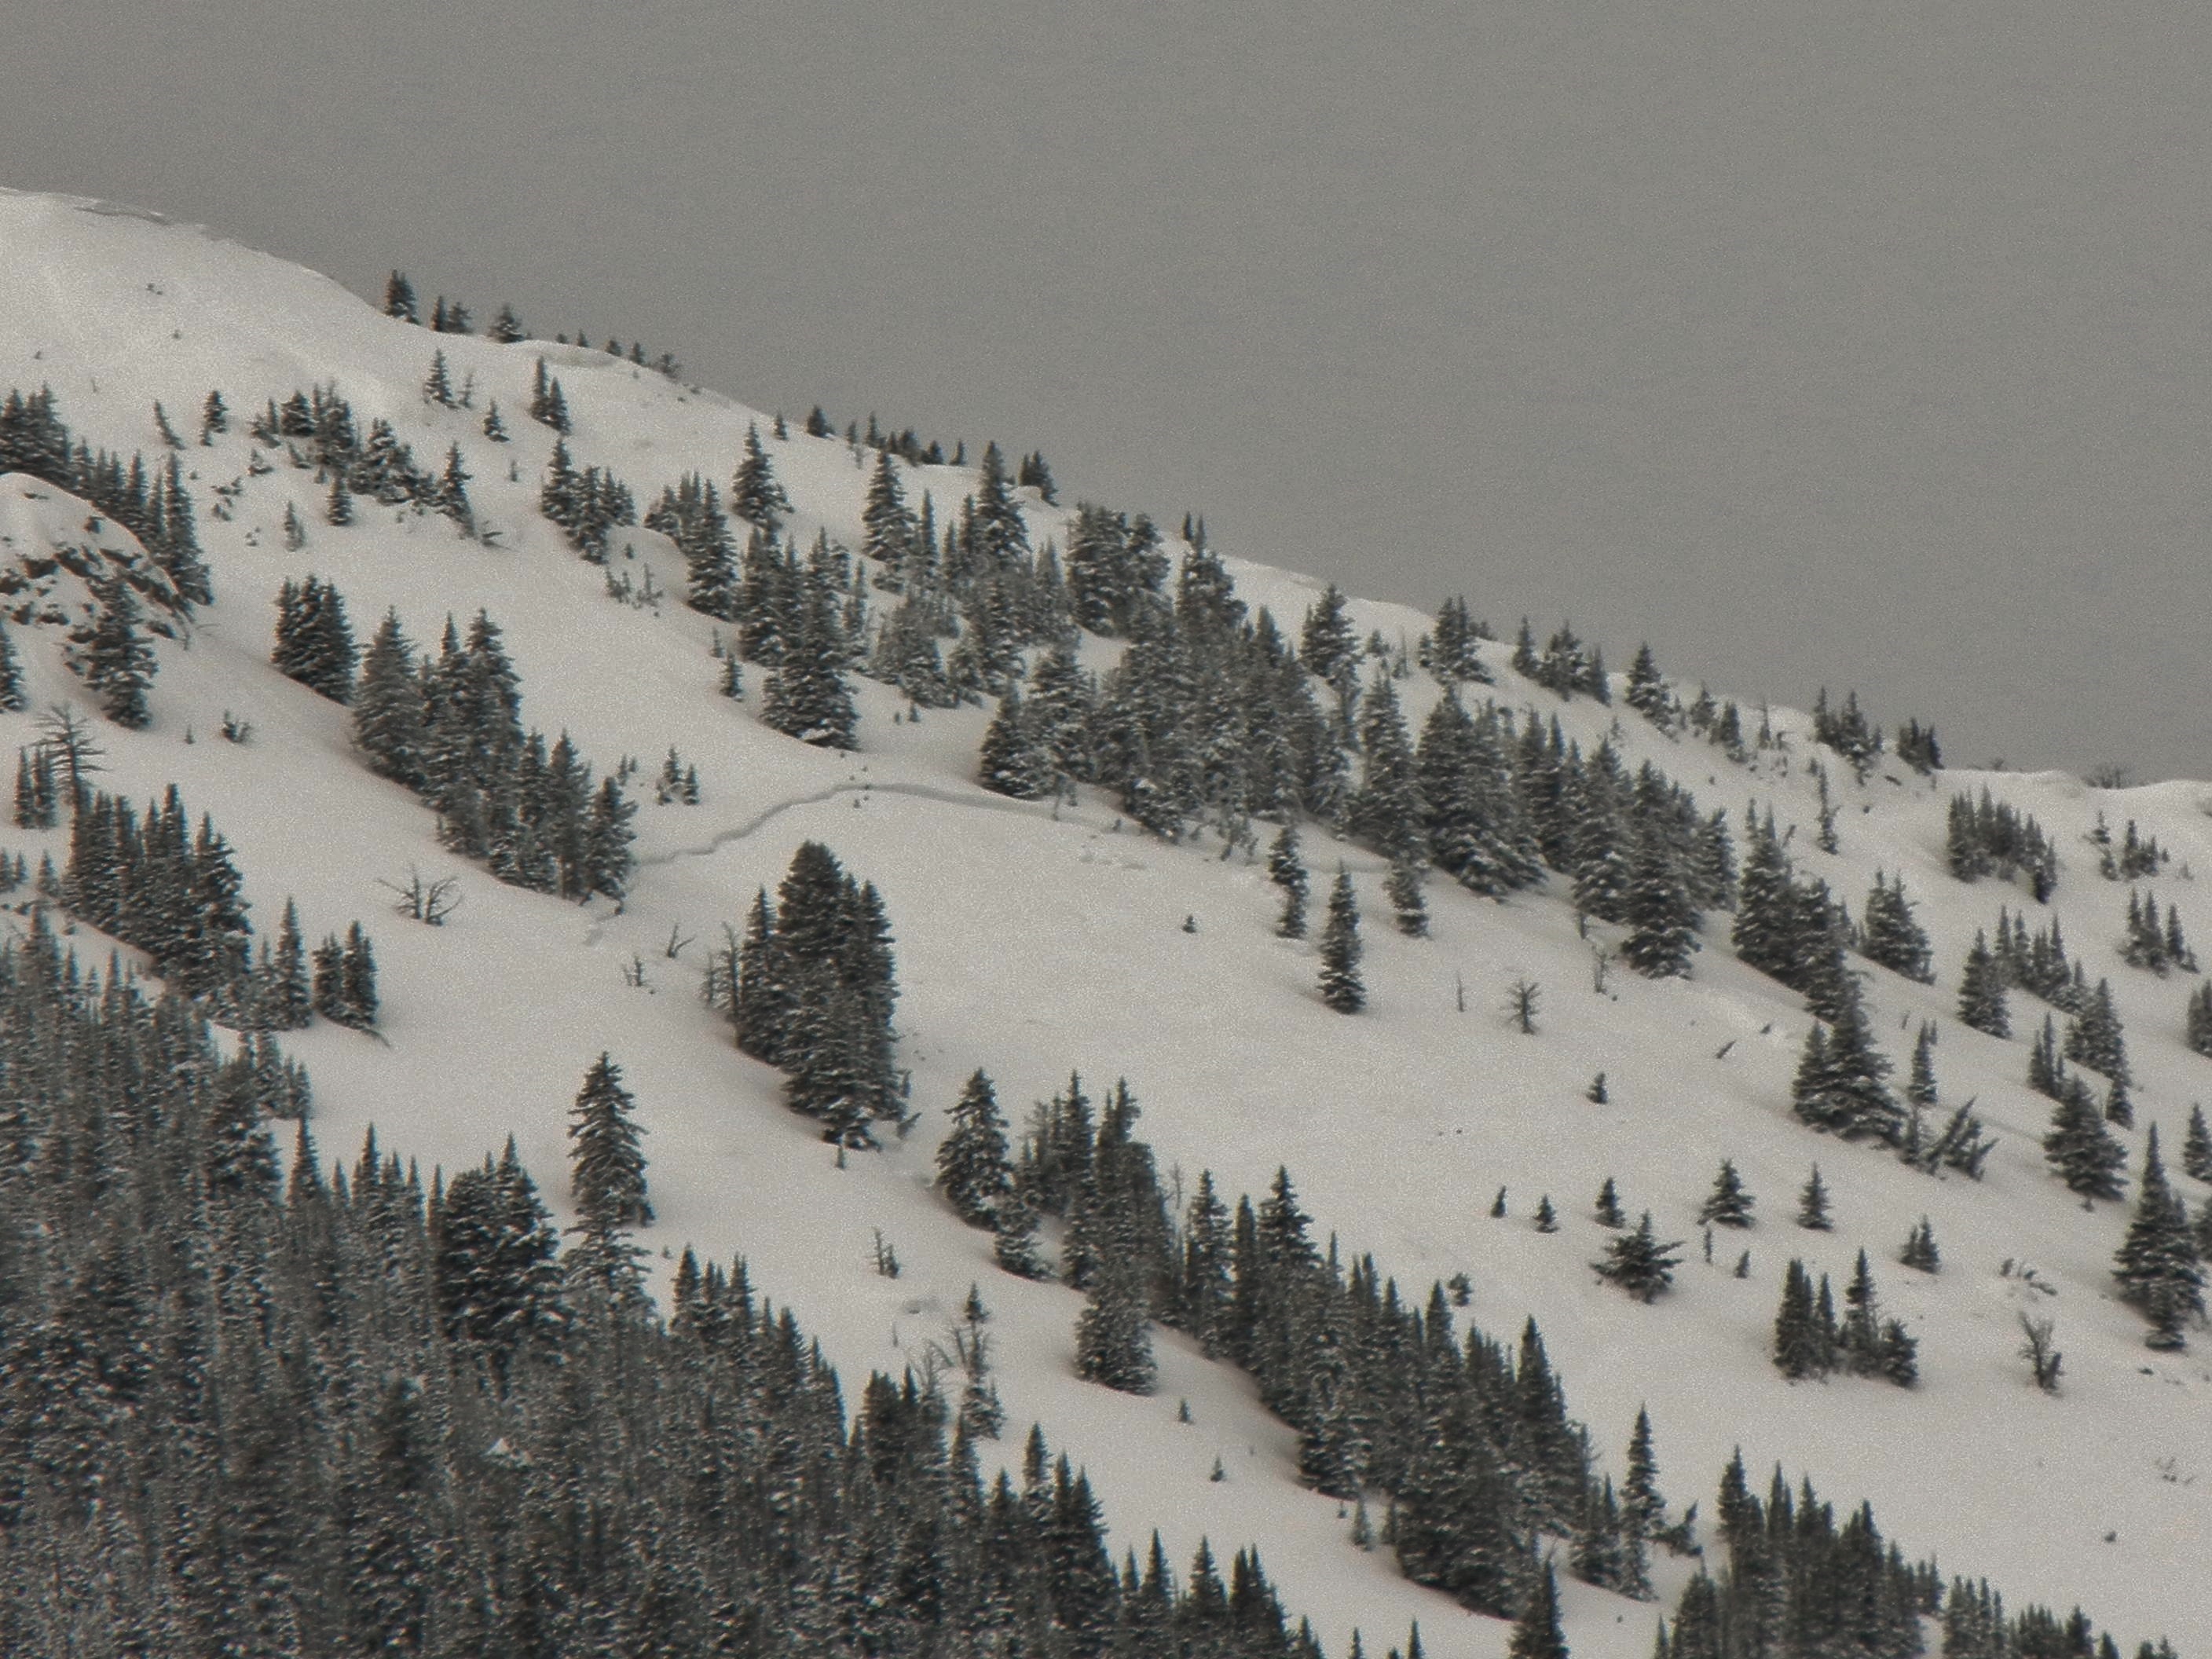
1, 186, 2207, 1656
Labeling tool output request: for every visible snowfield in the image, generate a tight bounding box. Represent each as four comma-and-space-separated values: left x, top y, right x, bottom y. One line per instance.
2, 186, 2207, 1656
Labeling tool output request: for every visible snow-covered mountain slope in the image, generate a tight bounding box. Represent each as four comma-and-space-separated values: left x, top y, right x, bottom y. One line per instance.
2, 186, 2207, 1656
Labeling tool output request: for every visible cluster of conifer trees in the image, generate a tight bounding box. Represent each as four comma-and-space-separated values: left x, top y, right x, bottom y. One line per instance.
1771, 1251, 1919, 1386
921, 1064, 2170, 1653
338, 600, 635, 900
0, 385, 213, 612
943, 1066, 1626, 1619
49, 782, 377, 1032
1945, 791, 2058, 900
246, 383, 471, 534
539, 438, 635, 559
713, 841, 903, 1147
2089, 814, 2166, 883
0, 917, 1334, 1659
2118, 888, 2195, 975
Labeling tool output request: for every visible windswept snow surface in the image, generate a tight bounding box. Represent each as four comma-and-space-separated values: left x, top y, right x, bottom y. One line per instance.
1, 188, 2207, 1655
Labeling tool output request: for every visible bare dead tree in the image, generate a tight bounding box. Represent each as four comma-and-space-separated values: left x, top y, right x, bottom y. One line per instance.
379, 865, 462, 925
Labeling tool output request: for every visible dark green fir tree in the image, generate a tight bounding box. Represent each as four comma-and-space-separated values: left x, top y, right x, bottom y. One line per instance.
1269, 822, 1309, 938
1319, 866, 1364, 1013
1957, 930, 2009, 1038
2044, 1078, 2127, 1203
937, 1068, 1015, 1228
2183, 1103, 2212, 1185
1796, 1165, 1833, 1230
1507, 1563, 1569, 1659
569, 1051, 651, 1229
2113, 1126, 2205, 1350
1075, 1251, 1157, 1393
1621, 829, 1698, 978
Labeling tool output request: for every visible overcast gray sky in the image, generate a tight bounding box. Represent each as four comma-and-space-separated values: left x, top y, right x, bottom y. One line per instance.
5, 0, 2207, 779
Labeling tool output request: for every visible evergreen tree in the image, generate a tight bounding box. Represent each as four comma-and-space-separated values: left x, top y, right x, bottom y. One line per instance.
1300, 584, 1357, 683
2182, 1104, 2212, 1185
1906, 1021, 1939, 1107
437, 443, 473, 532
1772, 1259, 1834, 1379
1427, 595, 1489, 684
1622, 826, 1698, 977
383, 269, 419, 321
569, 1052, 652, 1229
1899, 1217, 1939, 1273
1350, 676, 1425, 862
1386, 851, 1429, 938
262, 898, 313, 1029
1796, 1165, 1833, 1230
352, 609, 425, 787
2044, 1079, 2128, 1203
1415, 693, 1542, 896
2112, 1126, 2205, 1349
938, 1069, 1015, 1228
978, 687, 1053, 800
1624, 1406, 1666, 1543
79, 576, 157, 727
273, 574, 358, 703
2188, 981, 2212, 1059
760, 576, 857, 749
1594, 1212, 1684, 1302
1623, 641, 1670, 725
1790, 994, 1902, 1143
1318, 866, 1364, 1013
1595, 1176, 1624, 1228
1957, 930, 2009, 1037
1075, 1250, 1157, 1393
1268, 823, 1309, 938
993, 1191, 1051, 1280
527, 357, 569, 431
731, 423, 793, 534
2064, 979, 2130, 1086
1860, 872, 1933, 983
0, 622, 22, 714
423, 349, 455, 407
1697, 1159, 1755, 1229
1507, 1563, 1569, 1659
341, 921, 379, 1026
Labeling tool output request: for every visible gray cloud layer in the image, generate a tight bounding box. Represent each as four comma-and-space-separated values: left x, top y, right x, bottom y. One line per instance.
5, 0, 2205, 778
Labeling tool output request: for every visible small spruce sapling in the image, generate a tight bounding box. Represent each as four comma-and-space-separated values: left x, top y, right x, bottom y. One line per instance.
1595, 1177, 1624, 1228
1899, 1217, 1939, 1273
1697, 1159, 1755, 1229
1533, 1195, 1559, 1233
